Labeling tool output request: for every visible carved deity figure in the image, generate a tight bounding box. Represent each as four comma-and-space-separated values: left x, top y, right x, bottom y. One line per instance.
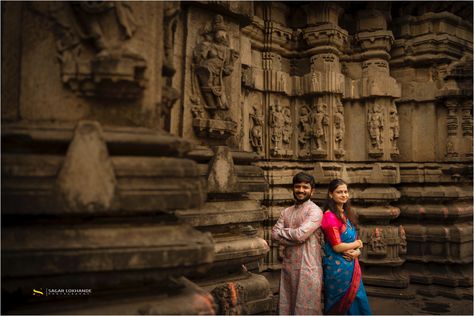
311, 72, 320, 92
71, 1, 138, 57
298, 106, 312, 154
334, 100, 345, 153
250, 106, 264, 154
282, 107, 293, 144
389, 103, 400, 152
270, 102, 292, 155
270, 102, 285, 151
369, 227, 387, 255
193, 15, 239, 119
368, 103, 384, 150
399, 225, 407, 255
312, 102, 329, 150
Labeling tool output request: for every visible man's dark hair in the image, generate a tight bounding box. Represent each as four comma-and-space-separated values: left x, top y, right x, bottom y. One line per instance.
292, 172, 315, 188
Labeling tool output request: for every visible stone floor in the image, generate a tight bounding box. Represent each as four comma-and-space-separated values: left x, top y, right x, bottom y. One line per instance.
370, 296, 473, 315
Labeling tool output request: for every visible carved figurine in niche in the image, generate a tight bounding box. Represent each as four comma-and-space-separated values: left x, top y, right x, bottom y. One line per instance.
36, 1, 146, 99
368, 227, 387, 256
333, 99, 345, 157
278, 73, 286, 92
270, 101, 292, 156
399, 225, 407, 255
250, 106, 264, 155
389, 103, 400, 156
282, 107, 293, 145
312, 102, 329, 152
70, 2, 138, 57
193, 15, 239, 120
270, 102, 285, 154
368, 103, 384, 152
311, 72, 320, 92
298, 106, 312, 156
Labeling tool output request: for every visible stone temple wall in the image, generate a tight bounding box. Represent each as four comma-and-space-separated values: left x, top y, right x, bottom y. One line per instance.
1, 1, 472, 314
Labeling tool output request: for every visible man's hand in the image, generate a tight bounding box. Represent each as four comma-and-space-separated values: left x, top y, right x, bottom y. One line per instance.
342, 248, 361, 261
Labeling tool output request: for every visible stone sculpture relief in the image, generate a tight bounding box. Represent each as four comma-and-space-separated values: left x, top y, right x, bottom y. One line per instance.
368, 227, 387, 256
192, 14, 239, 119
298, 105, 312, 157
249, 106, 264, 155
445, 101, 459, 158
311, 101, 329, 157
389, 103, 400, 158
270, 101, 292, 157
37, 1, 147, 99
161, 2, 181, 119
462, 100, 473, 137
334, 99, 345, 158
368, 103, 384, 157
191, 14, 239, 140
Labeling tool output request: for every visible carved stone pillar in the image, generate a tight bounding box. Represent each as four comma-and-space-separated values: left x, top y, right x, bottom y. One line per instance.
302, 2, 347, 160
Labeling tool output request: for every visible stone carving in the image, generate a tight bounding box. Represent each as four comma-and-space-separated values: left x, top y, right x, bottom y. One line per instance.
39, 2, 147, 99
190, 14, 239, 140
57, 121, 116, 213
389, 103, 400, 158
270, 101, 292, 157
311, 72, 321, 92
311, 101, 329, 157
461, 100, 473, 137
298, 105, 312, 157
368, 103, 384, 157
192, 14, 239, 119
399, 225, 407, 255
278, 73, 286, 92
160, 2, 181, 118
249, 106, 264, 155
334, 99, 345, 158
368, 227, 387, 256
211, 282, 246, 315
446, 101, 459, 158
163, 2, 180, 77
241, 65, 254, 88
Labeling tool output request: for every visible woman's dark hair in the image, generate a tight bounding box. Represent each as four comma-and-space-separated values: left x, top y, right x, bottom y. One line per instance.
323, 178, 357, 225
292, 172, 315, 188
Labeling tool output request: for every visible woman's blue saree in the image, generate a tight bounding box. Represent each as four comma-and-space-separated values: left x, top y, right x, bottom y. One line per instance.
322, 216, 372, 315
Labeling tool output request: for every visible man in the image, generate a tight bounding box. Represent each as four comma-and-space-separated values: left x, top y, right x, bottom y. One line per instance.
272, 172, 323, 315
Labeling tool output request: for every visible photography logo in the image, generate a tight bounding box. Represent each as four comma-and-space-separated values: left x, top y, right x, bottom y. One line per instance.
32, 288, 92, 296
32, 288, 45, 296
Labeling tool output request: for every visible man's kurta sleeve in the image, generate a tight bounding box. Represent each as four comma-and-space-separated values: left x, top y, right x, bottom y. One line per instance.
272, 209, 299, 246
278, 206, 322, 243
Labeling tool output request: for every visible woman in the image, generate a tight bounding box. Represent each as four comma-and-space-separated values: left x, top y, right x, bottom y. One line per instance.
321, 179, 372, 315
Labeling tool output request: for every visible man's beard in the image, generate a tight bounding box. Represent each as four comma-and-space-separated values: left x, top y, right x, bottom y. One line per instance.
293, 192, 311, 204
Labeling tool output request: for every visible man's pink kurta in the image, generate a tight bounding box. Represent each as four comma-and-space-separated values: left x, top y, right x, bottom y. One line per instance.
272, 199, 323, 315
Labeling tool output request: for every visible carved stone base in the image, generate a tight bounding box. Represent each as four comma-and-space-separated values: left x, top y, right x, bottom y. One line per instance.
62, 54, 147, 99
369, 148, 384, 158
271, 148, 293, 157
311, 149, 328, 158
193, 117, 237, 139
334, 148, 345, 158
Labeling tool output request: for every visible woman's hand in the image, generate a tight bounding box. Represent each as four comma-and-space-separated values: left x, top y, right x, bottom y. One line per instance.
342, 248, 361, 261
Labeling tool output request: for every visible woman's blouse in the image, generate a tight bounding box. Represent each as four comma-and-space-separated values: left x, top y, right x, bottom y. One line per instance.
321, 210, 347, 247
